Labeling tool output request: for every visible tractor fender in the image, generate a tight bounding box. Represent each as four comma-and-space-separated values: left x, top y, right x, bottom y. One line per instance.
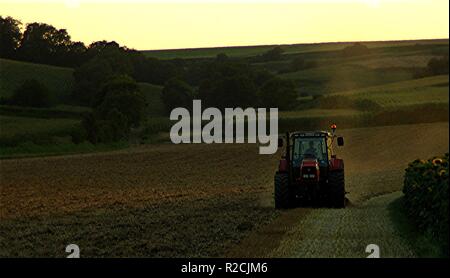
278, 159, 288, 172
330, 158, 344, 171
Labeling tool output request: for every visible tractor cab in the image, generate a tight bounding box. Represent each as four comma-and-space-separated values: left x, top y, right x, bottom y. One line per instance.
292, 132, 330, 168
275, 125, 346, 208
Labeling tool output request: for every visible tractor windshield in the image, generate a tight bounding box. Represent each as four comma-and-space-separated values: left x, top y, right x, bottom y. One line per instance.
292, 137, 328, 167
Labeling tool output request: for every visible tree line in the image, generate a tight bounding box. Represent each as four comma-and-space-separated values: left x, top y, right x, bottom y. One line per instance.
1, 15, 299, 145
0, 16, 184, 85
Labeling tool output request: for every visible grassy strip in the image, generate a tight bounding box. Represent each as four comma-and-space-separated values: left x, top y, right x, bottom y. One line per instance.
278, 103, 449, 132
2, 103, 447, 157
137, 103, 449, 138
0, 116, 81, 147
142, 39, 448, 60
0, 105, 89, 119
388, 197, 446, 258
0, 141, 128, 159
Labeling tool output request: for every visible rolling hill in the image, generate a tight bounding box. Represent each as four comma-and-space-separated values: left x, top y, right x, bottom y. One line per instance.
0, 58, 165, 116
0, 39, 448, 158
143, 39, 449, 60
334, 75, 449, 108
0, 58, 75, 101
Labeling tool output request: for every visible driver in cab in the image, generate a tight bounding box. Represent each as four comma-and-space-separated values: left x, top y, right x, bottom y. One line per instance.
304, 141, 318, 158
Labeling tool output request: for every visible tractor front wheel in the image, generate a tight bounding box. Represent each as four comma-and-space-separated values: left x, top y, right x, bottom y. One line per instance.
274, 173, 292, 209
329, 170, 345, 208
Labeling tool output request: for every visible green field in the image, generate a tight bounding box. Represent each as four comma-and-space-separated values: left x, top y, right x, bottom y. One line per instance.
0, 39, 448, 157
0, 115, 79, 148
274, 43, 448, 95
0, 115, 80, 157
0, 58, 164, 115
143, 39, 448, 60
0, 59, 165, 157
0, 58, 74, 101
279, 109, 362, 119
0, 115, 79, 139
335, 75, 449, 107
280, 63, 414, 95
0, 115, 130, 158
0, 104, 91, 119
336, 74, 449, 95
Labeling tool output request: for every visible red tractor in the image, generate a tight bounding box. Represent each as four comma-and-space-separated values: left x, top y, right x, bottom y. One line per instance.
275, 125, 346, 208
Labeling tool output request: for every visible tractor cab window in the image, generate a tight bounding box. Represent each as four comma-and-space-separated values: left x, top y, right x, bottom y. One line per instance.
292, 137, 327, 167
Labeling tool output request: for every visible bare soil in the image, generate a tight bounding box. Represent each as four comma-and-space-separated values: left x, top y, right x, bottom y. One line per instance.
0, 122, 448, 257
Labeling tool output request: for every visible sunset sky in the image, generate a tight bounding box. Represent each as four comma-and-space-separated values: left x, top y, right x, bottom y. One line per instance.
1, 0, 448, 50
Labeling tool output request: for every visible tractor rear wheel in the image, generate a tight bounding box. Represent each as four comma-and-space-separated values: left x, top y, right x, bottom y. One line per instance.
274, 173, 291, 209
329, 170, 345, 208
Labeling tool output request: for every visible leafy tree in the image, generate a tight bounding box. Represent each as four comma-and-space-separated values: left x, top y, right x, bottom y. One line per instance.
83, 109, 129, 144
202, 60, 254, 82
81, 112, 98, 143
82, 40, 119, 61
182, 59, 211, 86
161, 78, 194, 113
72, 42, 133, 105
73, 58, 115, 105
92, 74, 139, 107
259, 77, 297, 110
261, 46, 284, 61
70, 125, 87, 144
1, 16, 86, 66
130, 54, 182, 85
82, 75, 145, 144
251, 69, 275, 86
95, 75, 146, 128
198, 60, 270, 109
18, 22, 73, 65
65, 41, 87, 67
0, 16, 22, 59
106, 108, 129, 141
10, 79, 53, 107
200, 75, 258, 110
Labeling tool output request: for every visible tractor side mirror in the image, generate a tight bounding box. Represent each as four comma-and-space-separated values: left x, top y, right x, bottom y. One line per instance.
278, 137, 284, 148
337, 137, 344, 146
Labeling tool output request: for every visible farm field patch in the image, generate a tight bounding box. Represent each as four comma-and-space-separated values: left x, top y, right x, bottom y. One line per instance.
0, 58, 74, 100
0, 122, 448, 257
0, 115, 79, 141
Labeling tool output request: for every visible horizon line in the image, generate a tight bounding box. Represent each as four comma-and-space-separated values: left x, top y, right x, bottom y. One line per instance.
140, 37, 449, 52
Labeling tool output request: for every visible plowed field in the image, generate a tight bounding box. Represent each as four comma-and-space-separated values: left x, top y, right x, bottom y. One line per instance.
1, 122, 448, 257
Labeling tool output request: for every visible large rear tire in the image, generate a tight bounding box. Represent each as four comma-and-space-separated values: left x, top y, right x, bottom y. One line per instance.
274, 173, 292, 209
329, 170, 345, 208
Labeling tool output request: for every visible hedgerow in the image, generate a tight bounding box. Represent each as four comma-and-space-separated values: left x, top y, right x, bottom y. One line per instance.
403, 153, 449, 256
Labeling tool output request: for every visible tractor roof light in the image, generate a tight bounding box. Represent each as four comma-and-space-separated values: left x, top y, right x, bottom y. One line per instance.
331, 124, 337, 133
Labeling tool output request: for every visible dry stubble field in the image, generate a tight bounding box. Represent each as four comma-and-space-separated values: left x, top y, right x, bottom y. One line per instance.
0, 122, 448, 257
